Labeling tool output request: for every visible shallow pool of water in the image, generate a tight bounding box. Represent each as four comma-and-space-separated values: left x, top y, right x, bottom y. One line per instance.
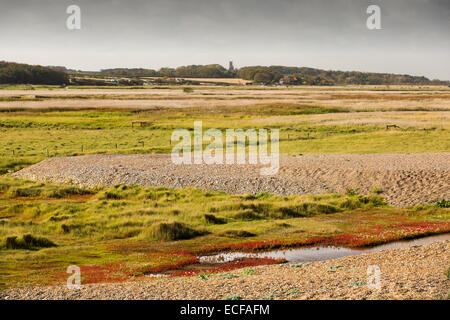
198, 233, 450, 264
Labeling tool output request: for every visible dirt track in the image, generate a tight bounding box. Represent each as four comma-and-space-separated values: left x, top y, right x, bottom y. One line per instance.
13, 153, 450, 207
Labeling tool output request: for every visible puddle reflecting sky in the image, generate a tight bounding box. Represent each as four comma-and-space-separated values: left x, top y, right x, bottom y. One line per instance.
199, 233, 450, 264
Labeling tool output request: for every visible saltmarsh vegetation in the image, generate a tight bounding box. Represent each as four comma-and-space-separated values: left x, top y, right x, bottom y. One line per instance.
0, 175, 448, 287
0, 176, 391, 248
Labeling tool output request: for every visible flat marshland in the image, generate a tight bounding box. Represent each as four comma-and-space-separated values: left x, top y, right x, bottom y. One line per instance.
1, 86, 449, 174
0, 85, 449, 298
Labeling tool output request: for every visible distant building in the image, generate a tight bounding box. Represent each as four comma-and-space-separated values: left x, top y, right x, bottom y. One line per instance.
228, 61, 234, 72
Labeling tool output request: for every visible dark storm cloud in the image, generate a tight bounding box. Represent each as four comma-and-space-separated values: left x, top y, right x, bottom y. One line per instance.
0, 0, 448, 79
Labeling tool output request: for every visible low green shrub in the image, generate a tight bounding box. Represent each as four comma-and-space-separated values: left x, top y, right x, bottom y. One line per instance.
436, 200, 450, 208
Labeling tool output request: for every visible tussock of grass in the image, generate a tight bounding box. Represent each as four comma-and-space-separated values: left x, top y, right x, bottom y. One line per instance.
279, 203, 339, 217
219, 230, 256, 238
0, 178, 92, 199
100, 191, 124, 200
45, 187, 92, 199
143, 222, 205, 241
244, 192, 272, 200
3, 234, 56, 250
7, 187, 42, 198
203, 214, 226, 224
233, 210, 263, 221
339, 195, 385, 210
0, 158, 38, 175
232, 195, 385, 220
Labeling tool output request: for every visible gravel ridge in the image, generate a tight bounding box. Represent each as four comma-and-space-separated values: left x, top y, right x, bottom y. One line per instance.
14, 153, 450, 207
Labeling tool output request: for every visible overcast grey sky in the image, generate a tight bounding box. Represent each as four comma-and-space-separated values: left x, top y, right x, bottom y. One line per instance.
0, 0, 449, 80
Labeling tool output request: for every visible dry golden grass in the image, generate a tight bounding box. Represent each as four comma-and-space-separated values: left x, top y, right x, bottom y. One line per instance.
0, 85, 448, 112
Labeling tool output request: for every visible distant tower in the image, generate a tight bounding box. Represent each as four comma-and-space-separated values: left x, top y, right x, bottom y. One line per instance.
228, 61, 234, 72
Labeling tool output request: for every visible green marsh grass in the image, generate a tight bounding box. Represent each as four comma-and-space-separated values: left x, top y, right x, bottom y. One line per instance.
0, 177, 448, 288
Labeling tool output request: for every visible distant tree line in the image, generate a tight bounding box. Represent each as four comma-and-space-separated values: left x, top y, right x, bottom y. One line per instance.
98, 68, 159, 77
101, 64, 447, 85
1, 61, 448, 86
238, 66, 446, 85
0, 61, 69, 85
100, 64, 234, 79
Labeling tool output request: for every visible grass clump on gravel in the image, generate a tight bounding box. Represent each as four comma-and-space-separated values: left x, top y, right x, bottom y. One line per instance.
223, 294, 243, 300
218, 272, 239, 279
286, 289, 304, 296
242, 267, 255, 276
